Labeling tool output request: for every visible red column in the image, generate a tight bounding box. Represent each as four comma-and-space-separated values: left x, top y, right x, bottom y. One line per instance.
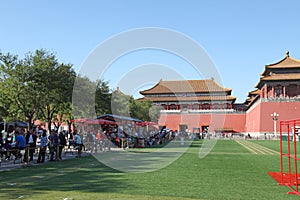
210, 104, 212, 110
230, 104, 232, 109
176, 105, 179, 110
200, 104, 203, 110
189, 104, 193, 110
283, 85, 286, 97
272, 85, 274, 98
264, 84, 268, 98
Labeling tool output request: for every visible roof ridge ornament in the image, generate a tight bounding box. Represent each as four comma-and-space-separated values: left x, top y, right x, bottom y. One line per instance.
286, 51, 290, 57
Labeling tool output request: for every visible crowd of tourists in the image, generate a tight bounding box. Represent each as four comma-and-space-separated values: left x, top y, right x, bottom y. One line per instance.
75, 124, 190, 150
0, 127, 86, 164
0, 123, 197, 166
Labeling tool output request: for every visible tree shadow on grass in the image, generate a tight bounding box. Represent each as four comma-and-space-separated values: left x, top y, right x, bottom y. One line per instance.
0, 156, 134, 199
188, 140, 203, 148
0, 141, 207, 199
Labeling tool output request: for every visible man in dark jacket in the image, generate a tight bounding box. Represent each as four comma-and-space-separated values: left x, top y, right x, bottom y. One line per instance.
25, 129, 37, 162
48, 130, 59, 161
58, 131, 67, 160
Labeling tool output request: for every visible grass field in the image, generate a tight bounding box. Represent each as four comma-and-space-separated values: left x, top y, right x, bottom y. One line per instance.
0, 140, 299, 200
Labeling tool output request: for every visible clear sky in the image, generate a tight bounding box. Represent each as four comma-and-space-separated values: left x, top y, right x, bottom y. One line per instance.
1, 0, 300, 102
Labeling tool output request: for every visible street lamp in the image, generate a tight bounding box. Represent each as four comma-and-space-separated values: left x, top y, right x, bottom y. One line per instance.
271, 112, 279, 139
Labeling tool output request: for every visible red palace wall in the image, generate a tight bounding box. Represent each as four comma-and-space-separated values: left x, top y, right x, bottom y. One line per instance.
158, 113, 246, 132
158, 101, 300, 134
246, 100, 300, 133
260, 101, 300, 133
245, 102, 261, 133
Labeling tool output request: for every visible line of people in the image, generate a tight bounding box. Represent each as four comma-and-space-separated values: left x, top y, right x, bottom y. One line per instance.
0, 127, 84, 164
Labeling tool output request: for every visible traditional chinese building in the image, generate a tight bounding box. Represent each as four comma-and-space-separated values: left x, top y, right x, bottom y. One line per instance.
139, 78, 236, 111
139, 78, 246, 133
139, 52, 300, 136
245, 51, 300, 136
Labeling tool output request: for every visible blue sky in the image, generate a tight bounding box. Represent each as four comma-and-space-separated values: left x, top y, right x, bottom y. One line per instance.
1, 0, 300, 102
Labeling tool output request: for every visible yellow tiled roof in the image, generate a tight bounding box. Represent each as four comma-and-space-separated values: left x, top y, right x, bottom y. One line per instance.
260, 73, 300, 81
248, 89, 260, 95
139, 95, 236, 102
265, 52, 300, 69
140, 78, 231, 95
255, 52, 300, 88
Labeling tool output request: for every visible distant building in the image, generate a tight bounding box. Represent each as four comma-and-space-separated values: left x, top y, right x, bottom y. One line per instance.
139, 52, 300, 136
245, 51, 300, 136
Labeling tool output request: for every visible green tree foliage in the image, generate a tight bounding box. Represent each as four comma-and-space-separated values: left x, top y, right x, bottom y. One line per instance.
129, 99, 160, 122
52, 102, 73, 132
110, 88, 131, 117
110, 88, 160, 122
0, 51, 38, 125
148, 104, 162, 122
95, 80, 111, 116
72, 77, 113, 120
72, 75, 98, 119
24, 49, 76, 131
0, 49, 162, 129
0, 49, 76, 130
0, 52, 19, 121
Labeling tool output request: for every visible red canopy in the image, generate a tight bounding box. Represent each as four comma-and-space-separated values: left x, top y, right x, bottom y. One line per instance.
85, 118, 117, 125
135, 121, 158, 126
71, 118, 89, 123
71, 118, 116, 125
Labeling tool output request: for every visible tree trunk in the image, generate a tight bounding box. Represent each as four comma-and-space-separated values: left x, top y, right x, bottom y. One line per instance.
47, 118, 52, 132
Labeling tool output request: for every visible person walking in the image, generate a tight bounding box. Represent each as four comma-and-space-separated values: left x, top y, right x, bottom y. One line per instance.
48, 130, 59, 161
25, 129, 37, 162
58, 131, 67, 160
37, 130, 47, 163
74, 132, 83, 157
14, 130, 26, 162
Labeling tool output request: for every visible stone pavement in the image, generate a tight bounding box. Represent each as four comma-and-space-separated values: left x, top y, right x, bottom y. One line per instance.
0, 149, 85, 172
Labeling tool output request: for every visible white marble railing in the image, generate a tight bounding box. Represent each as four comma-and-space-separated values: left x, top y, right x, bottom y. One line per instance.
160, 110, 181, 113
261, 96, 300, 102
160, 109, 245, 114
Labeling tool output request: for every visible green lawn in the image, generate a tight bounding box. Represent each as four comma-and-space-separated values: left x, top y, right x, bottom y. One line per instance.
0, 140, 299, 200
253, 139, 300, 155
253, 139, 300, 178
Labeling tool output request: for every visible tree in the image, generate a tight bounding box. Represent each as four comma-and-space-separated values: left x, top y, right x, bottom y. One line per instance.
72, 75, 98, 119
110, 88, 131, 117
95, 79, 111, 116
129, 99, 160, 122
28, 49, 76, 131
52, 102, 73, 132
110, 88, 161, 122
148, 103, 162, 122
0, 52, 19, 121
0, 51, 39, 126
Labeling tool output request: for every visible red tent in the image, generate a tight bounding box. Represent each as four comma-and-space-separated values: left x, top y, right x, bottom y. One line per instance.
85, 118, 117, 125
71, 118, 89, 123
135, 121, 158, 126
71, 118, 116, 125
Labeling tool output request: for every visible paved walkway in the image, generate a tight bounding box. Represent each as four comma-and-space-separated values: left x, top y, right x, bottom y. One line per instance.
0, 146, 126, 172
0, 149, 86, 172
